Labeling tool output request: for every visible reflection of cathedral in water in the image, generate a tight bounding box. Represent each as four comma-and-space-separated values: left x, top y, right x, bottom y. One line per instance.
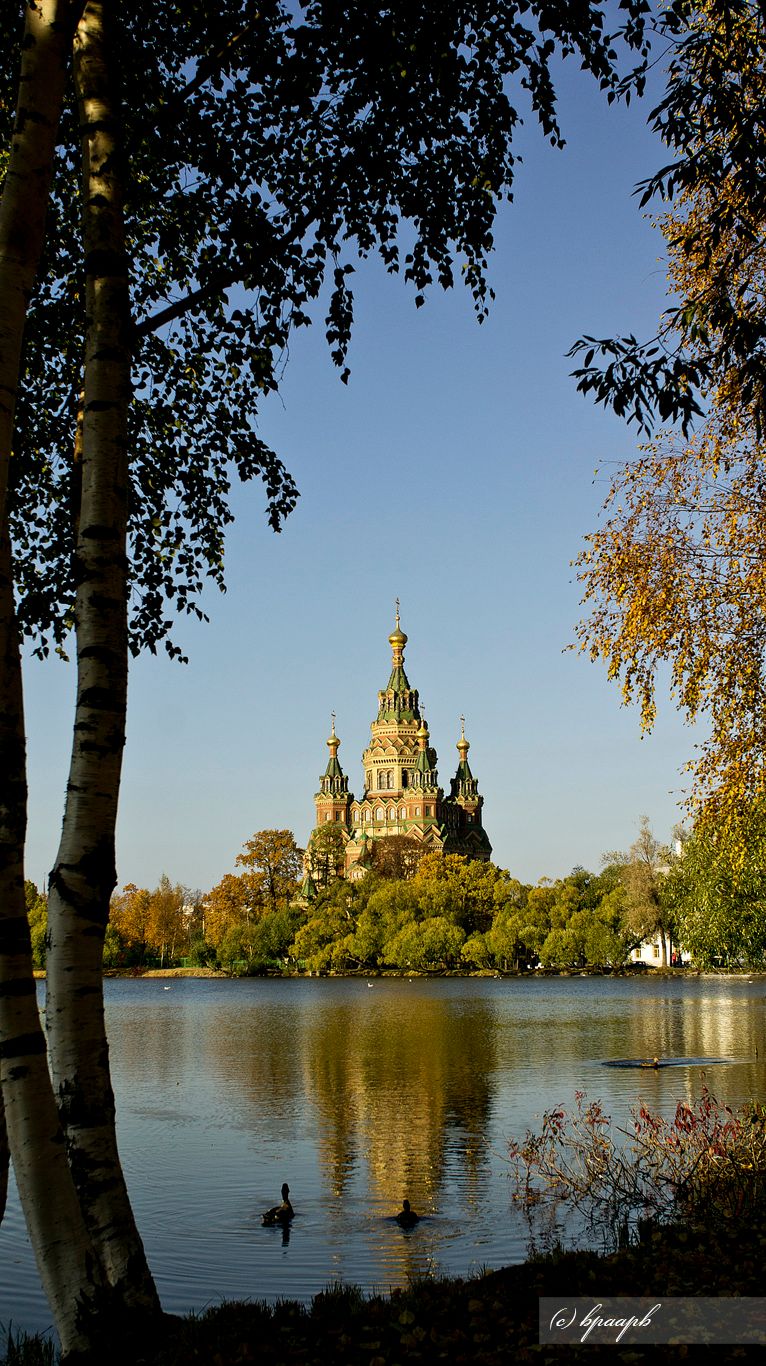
301, 989, 495, 1275
309, 608, 492, 881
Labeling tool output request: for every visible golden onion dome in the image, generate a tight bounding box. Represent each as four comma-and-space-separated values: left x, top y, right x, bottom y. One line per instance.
327, 714, 340, 749
389, 600, 407, 649
457, 716, 470, 756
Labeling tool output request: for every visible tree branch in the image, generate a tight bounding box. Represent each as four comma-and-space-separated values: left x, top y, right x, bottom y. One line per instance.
133, 271, 238, 337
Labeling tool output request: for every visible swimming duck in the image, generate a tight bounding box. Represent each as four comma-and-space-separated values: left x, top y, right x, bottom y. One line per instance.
395, 1199, 419, 1228
262, 1182, 294, 1226
639, 1057, 661, 1069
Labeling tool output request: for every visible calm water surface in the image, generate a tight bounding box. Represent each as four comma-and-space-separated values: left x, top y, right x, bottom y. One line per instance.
2, 975, 765, 1339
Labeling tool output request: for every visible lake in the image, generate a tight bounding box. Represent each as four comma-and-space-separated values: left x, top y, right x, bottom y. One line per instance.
2, 975, 765, 1341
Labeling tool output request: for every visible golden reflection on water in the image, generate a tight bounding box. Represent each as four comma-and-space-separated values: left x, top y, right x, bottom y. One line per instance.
303, 995, 494, 1201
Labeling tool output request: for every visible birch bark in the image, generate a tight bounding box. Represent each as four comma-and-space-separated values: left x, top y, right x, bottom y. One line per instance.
44, 0, 159, 1314
0, 4, 107, 1355
0, 534, 102, 1359
0, 0, 83, 523
0, 1085, 7, 1227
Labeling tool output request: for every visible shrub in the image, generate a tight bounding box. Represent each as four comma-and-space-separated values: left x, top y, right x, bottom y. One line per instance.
508, 1087, 766, 1249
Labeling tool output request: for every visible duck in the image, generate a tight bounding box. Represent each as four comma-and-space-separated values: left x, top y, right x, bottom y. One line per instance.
262, 1182, 294, 1226
639, 1057, 661, 1069
395, 1199, 419, 1228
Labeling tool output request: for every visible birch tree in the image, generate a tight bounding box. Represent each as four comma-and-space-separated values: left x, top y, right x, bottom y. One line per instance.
42, 4, 160, 1314
1, 1, 658, 1354
570, 1, 766, 435
0, 4, 112, 1358
574, 4, 766, 836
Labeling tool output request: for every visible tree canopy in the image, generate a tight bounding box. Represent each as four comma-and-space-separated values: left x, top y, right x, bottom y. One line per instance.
4, 0, 657, 660
574, 3, 766, 830
570, 0, 766, 437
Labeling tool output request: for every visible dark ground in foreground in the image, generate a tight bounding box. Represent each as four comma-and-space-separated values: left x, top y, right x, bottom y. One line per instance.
150, 1208, 764, 1366
5, 1209, 765, 1365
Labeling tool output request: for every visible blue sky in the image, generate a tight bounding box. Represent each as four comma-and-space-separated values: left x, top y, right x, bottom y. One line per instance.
23, 58, 697, 894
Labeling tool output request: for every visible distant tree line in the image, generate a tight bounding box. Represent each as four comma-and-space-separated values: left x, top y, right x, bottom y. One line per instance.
25, 813, 766, 975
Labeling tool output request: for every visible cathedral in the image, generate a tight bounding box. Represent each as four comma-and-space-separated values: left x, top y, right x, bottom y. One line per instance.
311, 608, 492, 880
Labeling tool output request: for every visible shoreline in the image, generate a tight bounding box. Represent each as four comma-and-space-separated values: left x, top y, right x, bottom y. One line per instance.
32, 966, 765, 981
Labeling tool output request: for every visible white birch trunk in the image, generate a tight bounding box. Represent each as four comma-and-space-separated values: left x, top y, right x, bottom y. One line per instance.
44, 0, 160, 1316
0, 0, 83, 520
0, 1068, 7, 1228
0, 5, 108, 1357
0, 538, 103, 1360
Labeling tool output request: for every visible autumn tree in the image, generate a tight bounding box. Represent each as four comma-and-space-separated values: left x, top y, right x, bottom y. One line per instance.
204, 832, 304, 971
146, 876, 186, 967
604, 818, 674, 965
202, 871, 263, 969
573, 4, 766, 835
236, 830, 303, 913
110, 884, 153, 963
203, 874, 251, 952
575, 406, 766, 831
570, 0, 765, 436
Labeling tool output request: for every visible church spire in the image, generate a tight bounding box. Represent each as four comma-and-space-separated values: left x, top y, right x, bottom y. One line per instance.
389, 598, 407, 661
455, 715, 473, 777
320, 713, 347, 790
412, 711, 438, 789
377, 601, 420, 722
451, 715, 479, 797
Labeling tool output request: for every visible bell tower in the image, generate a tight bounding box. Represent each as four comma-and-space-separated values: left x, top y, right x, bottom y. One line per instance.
314, 715, 352, 827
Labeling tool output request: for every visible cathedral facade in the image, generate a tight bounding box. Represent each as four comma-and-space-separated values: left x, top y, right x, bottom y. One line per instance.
311, 610, 492, 880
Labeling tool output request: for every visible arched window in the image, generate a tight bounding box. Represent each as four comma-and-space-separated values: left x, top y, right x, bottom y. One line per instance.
387, 770, 394, 789
378, 771, 385, 790
424, 806, 431, 816
364, 809, 371, 822
376, 807, 385, 821
353, 810, 359, 823
400, 808, 406, 819
388, 808, 395, 821
415, 806, 421, 817
401, 770, 408, 787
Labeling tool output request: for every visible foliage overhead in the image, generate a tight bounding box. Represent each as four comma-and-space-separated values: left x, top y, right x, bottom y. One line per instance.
569, 0, 766, 437
1, 0, 656, 658
574, 4, 766, 830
